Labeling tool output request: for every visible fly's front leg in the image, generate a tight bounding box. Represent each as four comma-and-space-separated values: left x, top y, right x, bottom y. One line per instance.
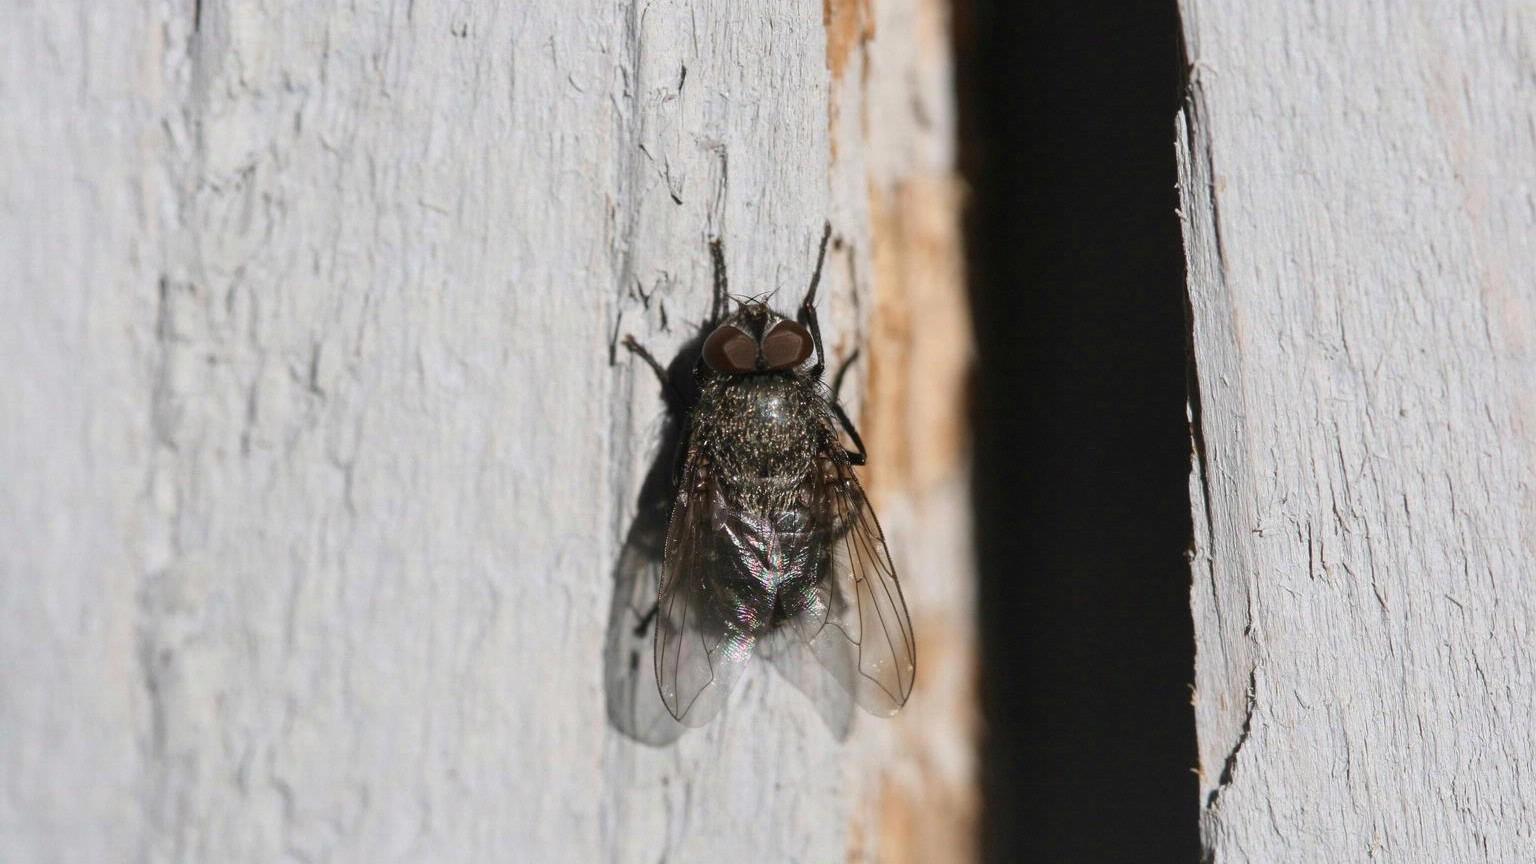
798, 221, 864, 464
709, 236, 729, 327
830, 348, 867, 466
799, 222, 833, 379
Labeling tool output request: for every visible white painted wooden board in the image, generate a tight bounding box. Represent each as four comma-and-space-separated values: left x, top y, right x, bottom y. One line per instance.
1177, 1, 1536, 860
2, 2, 973, 862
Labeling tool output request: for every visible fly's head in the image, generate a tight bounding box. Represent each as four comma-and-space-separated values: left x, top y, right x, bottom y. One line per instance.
699, 301, 814, 379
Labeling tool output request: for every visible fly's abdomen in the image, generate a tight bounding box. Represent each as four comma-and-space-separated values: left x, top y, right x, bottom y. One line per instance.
706, 495, 822, 635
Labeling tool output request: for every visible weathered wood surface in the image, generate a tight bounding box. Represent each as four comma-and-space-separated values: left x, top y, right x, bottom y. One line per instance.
1, 1, 973, 862
1178, 1, 1536, 860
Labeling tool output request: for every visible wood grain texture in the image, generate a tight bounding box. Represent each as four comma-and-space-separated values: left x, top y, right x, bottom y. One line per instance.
1, 6, 165, 861
1, 1, 972, 861
1177, 1, 1536, 860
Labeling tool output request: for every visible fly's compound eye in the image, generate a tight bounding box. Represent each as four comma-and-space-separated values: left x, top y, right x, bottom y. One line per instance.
702, 324, 759, 374
761, 320, 814, 370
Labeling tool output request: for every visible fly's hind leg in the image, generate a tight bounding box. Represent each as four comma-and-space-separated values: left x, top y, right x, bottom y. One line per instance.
634, 601, 659, 637
622, 335, 681, 405
829, 348, 867, 466
621, 335, 693, 484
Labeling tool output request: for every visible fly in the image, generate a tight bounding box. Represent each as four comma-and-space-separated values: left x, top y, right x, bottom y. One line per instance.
622, 224, 916, 727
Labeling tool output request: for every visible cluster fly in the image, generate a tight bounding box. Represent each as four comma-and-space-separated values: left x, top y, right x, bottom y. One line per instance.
621, 224, 915, 729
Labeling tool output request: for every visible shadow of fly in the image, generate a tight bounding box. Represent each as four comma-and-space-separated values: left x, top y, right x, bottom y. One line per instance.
605, 224, 915, 744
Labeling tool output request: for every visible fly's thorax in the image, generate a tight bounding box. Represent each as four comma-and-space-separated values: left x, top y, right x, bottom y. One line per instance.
693, 373, 827, 497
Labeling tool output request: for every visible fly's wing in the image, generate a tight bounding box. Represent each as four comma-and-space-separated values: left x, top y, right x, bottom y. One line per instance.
653, 454, 774, 725
789, 453, 917, 715
757, 623, 855, 740
603, 515, 686, 745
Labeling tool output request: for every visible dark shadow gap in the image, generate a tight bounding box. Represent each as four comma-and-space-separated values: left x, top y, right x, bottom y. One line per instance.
952, 0, 1200, 861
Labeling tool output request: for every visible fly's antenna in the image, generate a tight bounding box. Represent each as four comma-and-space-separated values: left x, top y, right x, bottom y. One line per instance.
727, 293, 769, 310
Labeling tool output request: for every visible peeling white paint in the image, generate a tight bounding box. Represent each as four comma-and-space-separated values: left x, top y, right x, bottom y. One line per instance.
2, 2, 968, 861
1178, 1, 1536, 859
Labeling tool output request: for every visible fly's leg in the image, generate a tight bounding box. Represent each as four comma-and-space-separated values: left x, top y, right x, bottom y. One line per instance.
709, 236, 729, 326
817, 349, 870, 543
832, 406, 867, 466
634, 602, 659, 637
621, 335, 693, 486
621, 335, 680, 404
798, 226, 866, 467
798, 222, 833, 379
830, 348, 867, 466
